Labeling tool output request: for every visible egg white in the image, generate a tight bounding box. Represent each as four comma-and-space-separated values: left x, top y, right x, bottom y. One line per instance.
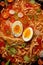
9, 9, 15, 15
12, 21, 23, 37
22, 27, 33, 42
18, 12, 23, 18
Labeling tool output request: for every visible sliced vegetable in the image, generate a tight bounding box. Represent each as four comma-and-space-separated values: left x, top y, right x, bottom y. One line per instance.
34, 15, 38, 20
24, 55, 30, 62
10, 16, 15, 23
30, 0, 35, 4
9, 47, 17, 55
34, 55, 39, 61
5, 59, 10, 65
14, 13, 19, 20
37, 8, 41, 13
25, 3, 32, 9
21, 43, 26, 48
4, 0, 8, 6
5, 44, 10, 51
4, 25, 11, 35
1, 61, 5, 65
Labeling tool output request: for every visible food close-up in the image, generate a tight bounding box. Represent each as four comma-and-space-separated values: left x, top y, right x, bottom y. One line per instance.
0, 0, 43, 65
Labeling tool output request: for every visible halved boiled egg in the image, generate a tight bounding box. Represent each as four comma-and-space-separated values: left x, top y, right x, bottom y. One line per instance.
22, 27, 33, 42
12, 21, 23, 37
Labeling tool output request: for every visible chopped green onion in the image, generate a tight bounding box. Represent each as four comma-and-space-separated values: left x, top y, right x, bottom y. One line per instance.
24, 55, 30, 62
5, 44, 10, 51
5, 59, 10, 65
30, 0, 35, 4
14, 13, 19, 20
4, 0, 8, 6
34, 55, 39, 61
34, 15, 38, 20
9, 47, 17, 55
21, 43, 26, 48
37, 8, 41, 13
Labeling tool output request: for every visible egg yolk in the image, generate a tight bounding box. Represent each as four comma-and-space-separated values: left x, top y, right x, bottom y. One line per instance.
14, 25, 21, 34
24, 29, 31, 38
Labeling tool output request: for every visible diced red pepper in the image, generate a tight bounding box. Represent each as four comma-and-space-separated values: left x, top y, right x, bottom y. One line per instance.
4, 25, 10, 31
7, 4, 12, 9
10, 57, 15, 63
25, 3, 33, 9
0, 41, 5, 47
1, 61, 5, 65
10, 15, 15, 23
37, 37, 42, 44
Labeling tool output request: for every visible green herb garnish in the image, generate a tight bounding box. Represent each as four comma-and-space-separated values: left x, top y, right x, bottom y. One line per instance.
34, 15, 38, 20
30, 0, 35, 4
24, 55, 30, 62
5, 59, 10, 65
4, 0, 8, 6
34, 55, 39, 61
37, 8, 41, 13
21, 43, 26, 48
9, 47, 17, 55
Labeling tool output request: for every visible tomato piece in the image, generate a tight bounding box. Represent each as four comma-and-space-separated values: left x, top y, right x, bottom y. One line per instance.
4, 25, 10, 31
10, 15, 15, 23
7, 4, 12, 10
25, 3, 33, 9
0, 41, 5, 47
21, 16, 29, 29
1, 61, 5, 65
37, 37, 42, 44
1, 9, 9, 19
3, 24, 11, 36
10, 57, 15, 63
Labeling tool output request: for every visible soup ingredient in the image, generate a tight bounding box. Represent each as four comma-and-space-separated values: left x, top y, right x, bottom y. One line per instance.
22, 27, 33, 42
12, 21, 23, 37
24, 55, 30, 62
34, 55, 39, 61
21, 43, 26, 48
9, 9, 15, 15
37, 8, 41, 13
9, 47, 17, 55
0, 41, 5, 47
18, 12, 23, 18
30, 0, 35, 4
5, 59, 10, 65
